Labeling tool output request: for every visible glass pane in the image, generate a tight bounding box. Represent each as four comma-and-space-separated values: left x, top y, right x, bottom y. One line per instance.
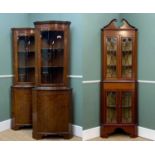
18, 68, 35, 82
18, 36, 35, 52
121, 37, 133, 78
41, 67, 63, 84
106, 92, 117, 123
41, 49, 64, 67
106, 37, 117, 78
17, 36, 35, 82
40, 31, 64, 84
122, 92, 132, 123
41, 31, 64, 49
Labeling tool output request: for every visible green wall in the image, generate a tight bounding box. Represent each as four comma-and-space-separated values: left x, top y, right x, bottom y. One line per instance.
0, 78, 12, 121
120, 14, 155, 130
139, 83, 155, 129
0, 14, 29, 121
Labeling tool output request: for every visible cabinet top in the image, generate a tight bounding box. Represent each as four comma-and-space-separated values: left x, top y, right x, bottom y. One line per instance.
32, 87, 72, 91
34, 20, 71, 25
101, 18, 137, 31
12, 27, 34, 31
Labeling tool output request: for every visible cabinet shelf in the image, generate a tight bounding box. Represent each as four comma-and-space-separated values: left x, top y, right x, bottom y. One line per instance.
18, 51, 35, 53
41, 48, 64, 52
18, 66, 35, 69
18, 35, 34, 38
41, 66, 64, 68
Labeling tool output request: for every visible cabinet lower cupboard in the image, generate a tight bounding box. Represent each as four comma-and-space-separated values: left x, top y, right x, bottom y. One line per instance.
101, 82, 137, 137
32, 87, 72, 139
12, 86, 33, 129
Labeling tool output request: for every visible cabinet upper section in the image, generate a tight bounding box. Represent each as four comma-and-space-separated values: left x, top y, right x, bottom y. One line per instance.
12, 28, 35, 86
34, 21, 71, 87
101, 19, 137, 82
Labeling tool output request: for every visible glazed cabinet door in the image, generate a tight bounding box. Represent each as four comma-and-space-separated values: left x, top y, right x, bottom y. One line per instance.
103, 35, 119, 80
104, 89, 136, 124
13, 29, 35, 84
120, 33, 136, 80
40, 30, 64, 85
120, 90, 135, 124
35, 25, 70, 87
104, 91, 119, 124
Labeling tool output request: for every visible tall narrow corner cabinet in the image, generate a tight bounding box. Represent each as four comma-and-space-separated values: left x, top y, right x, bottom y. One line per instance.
32, 21, 72, 139
11, 28, 35, 130
100, 19, 138, 138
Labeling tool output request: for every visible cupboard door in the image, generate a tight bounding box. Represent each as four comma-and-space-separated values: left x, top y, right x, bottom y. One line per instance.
12, 87, 32, 128
120, 36, 134, 80
33, 89, 71, 133
105, 91, 118, 124
104, 36, 119, 79
120, 91, 134, 124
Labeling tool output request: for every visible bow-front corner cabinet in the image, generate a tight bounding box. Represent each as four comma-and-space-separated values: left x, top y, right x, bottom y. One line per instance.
11, 28, 35, 130
32, 21, 72, 139
100, 19, 138, 138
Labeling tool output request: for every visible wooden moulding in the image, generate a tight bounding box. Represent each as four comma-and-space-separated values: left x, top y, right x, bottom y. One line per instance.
101, 18, 137, 31
34, 20, 71, 25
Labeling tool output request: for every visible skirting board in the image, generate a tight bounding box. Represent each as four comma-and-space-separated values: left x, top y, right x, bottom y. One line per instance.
0, 119, 11, 132
72, 125, 83, 138
83, 126, 100, 140
0, 120, 155, 140
138, 126, 155, 140
72, 125, 100, 140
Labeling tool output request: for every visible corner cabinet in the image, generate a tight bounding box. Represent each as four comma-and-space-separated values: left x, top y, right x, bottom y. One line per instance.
11, 28, 35, 129
101, 19, 138, 138
32, 21, 72, 139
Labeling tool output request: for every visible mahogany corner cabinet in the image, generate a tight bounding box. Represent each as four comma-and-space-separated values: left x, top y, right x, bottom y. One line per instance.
100, 19, 138, 138
11, 21, 73, 140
